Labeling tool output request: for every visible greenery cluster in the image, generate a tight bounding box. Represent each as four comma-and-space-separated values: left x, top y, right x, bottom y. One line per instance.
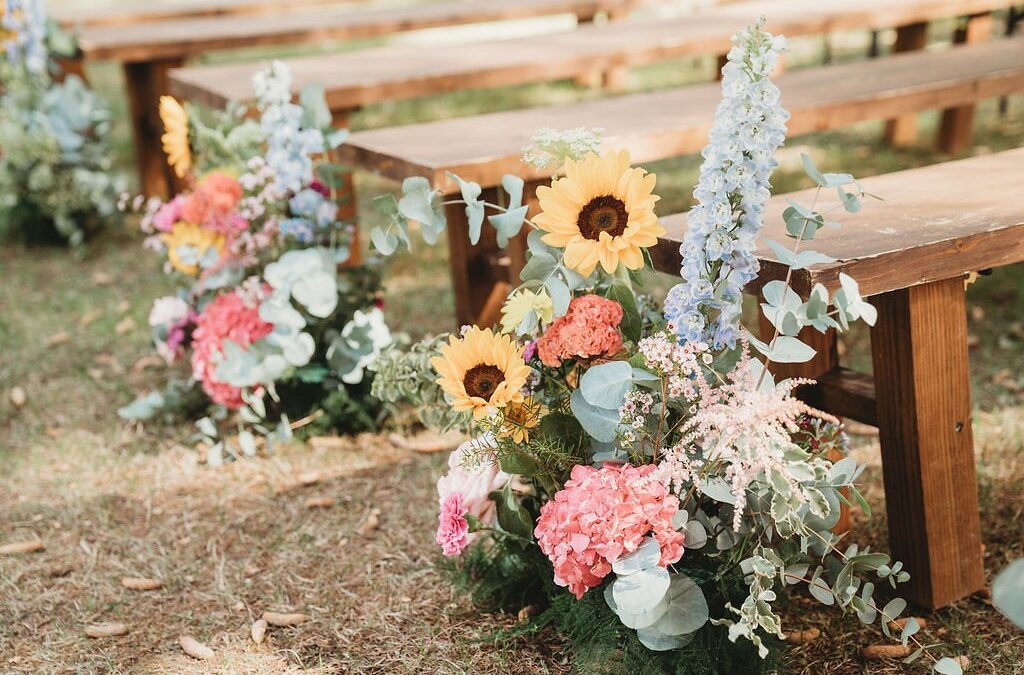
0, 23, 123, 248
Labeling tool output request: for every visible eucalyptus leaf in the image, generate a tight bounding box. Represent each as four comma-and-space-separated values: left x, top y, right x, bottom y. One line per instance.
579, 360, 633, 409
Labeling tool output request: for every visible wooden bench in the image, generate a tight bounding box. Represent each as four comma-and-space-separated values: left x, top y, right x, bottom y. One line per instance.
70, 0, 639, 196
170, 0, 1015, 136
336, 37, 1024, 326
54, 0, 364, 29
654, 148, 1024, 610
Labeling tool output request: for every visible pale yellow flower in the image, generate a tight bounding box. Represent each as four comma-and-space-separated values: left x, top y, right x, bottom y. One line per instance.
534, 149, 663, 277
159, 96, 192, 179
430, 327, 530, 420
500, 288, 554, 334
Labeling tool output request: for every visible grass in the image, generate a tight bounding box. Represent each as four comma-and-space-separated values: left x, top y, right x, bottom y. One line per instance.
3, 5, 1024, 673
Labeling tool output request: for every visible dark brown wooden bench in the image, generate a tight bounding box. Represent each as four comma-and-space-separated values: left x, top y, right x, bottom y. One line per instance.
336, 37, 1024, 326
70, 0, 640, 196
654, 148, 1024, 610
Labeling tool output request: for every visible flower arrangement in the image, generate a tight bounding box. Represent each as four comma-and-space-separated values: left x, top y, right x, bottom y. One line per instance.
0, 0, 124, 248
371, 20, 967, 675
120, 61, 392, 463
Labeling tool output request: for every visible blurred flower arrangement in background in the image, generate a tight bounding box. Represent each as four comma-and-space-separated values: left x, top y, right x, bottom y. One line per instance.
120, 61, 392, 464
0, 0, 124, 248
369, 20, 968, 675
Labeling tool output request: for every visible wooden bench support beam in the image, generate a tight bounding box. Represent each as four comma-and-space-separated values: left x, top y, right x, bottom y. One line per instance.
884, 22, 929, 146
870, 276, 985, 609
801, 367, 878, 428
124, 57, 185, 197
938, 12, 995, 154
331, 108, 361, 266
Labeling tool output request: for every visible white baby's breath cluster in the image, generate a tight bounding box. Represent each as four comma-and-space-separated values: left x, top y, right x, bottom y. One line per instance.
664, 17, 790, 349
522, 126, 603, 170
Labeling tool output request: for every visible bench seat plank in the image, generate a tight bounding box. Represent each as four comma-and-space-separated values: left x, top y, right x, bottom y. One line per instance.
55, 0, 360, 29
75, 0, 635, 61
654, 147, 1024, 298
169, 0, 1015, 110
338, 37, 1024, 192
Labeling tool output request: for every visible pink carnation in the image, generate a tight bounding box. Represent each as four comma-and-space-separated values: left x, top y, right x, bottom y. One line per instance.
436, 493, 470, 557
534, 463, 685, 599
537, 295, 624, 367
190, 289, 273, 409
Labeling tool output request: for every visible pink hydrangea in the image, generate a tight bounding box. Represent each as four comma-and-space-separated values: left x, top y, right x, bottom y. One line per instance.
537, 295, 624, 367
534, 463, 685, 599
190, 289, 273, 409
436, 494, 470, 557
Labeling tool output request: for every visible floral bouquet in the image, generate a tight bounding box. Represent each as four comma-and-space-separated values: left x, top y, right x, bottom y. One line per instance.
0, 0, 124, 248
371, 20, 966, 675
120, 62, 392, 462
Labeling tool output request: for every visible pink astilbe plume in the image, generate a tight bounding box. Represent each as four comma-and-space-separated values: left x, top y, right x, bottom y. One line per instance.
534, 463, 684, 599
190, 287, 273, 409
656, 347, 837, 529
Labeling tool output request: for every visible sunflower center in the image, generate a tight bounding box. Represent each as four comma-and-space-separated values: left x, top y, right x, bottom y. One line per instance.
463, 364, 505, 400
577, 195, 628, 241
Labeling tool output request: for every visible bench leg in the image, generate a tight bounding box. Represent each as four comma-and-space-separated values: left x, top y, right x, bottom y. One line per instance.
331, 108, 361, 265
447, 186, 504, 328
937, 13, 994, 154
758, 319, 850, 533
446, 180, 538, 328
883, 22, 928, 147
870, 277, 985, 609
124, 57, 185, 198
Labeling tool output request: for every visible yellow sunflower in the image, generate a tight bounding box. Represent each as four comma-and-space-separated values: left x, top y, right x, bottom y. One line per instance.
533, 149, 663, 277
159, 96, 192, 179
498, 396, 542, 444
161, 222, 225, 276
431, 327, 531, 420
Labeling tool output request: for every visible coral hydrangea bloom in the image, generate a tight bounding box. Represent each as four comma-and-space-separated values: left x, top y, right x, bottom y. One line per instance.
430, 326, 530, 420
181, 172, 245, 232
536, 294, 623, 367
159, 96, 191, 179
190, 289, 274, 409
534, 463, 685, 599
534, 149, 662, 277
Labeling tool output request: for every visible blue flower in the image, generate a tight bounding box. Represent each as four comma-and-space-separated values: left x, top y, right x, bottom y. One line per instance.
666, 19, 790, 349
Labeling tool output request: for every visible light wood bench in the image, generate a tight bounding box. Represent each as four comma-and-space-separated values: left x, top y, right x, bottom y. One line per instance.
336, 37, 1024, 326
70, 0, 640, 196
54, 0, 365, 29
170, 0, 1015, 138
654, 148, 1024, 610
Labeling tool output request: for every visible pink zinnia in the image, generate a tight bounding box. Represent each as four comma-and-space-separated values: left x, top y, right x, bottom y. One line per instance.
436, 493, 470, 557
534, 463, 685, 599
190, 289, 273, 409
537, 295, 624, 367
